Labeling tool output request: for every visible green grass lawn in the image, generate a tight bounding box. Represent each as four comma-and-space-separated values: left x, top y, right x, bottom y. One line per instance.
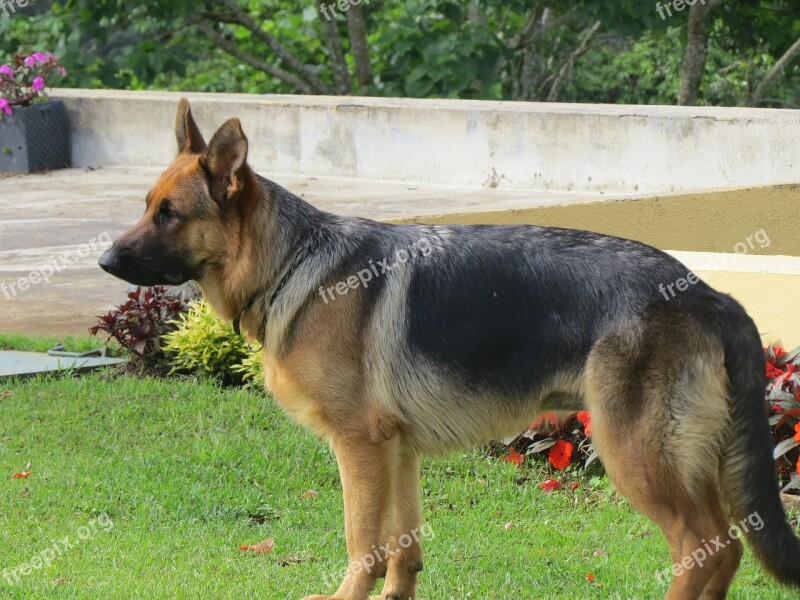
0, 371, 794, 599
0, 333, 107, 354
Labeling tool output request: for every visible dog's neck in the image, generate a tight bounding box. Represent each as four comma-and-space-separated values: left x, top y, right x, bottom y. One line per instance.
232, 240, 311, 339
221, 172, 329, 340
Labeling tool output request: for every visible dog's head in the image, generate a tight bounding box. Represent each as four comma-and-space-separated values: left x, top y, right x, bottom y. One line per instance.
99, 99, 254, 288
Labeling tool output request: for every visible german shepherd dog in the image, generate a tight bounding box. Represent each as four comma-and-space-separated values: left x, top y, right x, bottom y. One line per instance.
99, 99, 800, 599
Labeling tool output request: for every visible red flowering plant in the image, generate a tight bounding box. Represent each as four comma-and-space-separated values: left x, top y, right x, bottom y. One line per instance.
498, 345, 800, 496
765, 345, 800, 492
496, 410, 597, 482
0, 52, 66, 118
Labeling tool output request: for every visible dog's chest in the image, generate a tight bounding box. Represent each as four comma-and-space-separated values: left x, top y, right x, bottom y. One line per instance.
262, 352, 332, 439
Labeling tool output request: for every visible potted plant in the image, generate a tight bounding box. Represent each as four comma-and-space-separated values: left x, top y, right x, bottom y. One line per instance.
0, 51, 70, 173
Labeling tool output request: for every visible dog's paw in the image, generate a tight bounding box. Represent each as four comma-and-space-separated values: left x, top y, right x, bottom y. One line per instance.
370, 592, 414, 600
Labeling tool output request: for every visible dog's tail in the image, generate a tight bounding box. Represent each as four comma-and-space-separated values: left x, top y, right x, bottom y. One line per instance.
719, 303, 800, 588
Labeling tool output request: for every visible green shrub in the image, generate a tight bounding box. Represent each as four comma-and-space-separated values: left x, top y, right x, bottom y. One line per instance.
234, 349, 265, 390
163, 299, 251, 385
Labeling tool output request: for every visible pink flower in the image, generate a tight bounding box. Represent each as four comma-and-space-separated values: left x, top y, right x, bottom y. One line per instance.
0, 98, 12, 116
23, 53, 47, 68
31, 76, 45, 92
57, 66, 67, 77
0, 64, 12, 78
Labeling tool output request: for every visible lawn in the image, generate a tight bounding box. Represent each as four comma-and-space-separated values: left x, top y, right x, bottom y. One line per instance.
0, 369, 793, 599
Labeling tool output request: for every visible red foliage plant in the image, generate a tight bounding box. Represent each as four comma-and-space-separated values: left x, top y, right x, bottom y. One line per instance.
90, 286, 189, 362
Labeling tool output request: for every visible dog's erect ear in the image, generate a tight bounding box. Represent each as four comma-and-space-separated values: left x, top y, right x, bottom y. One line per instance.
202, 118, 249, 203
175, 98, 207, 155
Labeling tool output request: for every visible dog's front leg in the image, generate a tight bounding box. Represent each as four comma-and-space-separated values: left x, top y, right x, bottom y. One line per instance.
304, 434, 393, 600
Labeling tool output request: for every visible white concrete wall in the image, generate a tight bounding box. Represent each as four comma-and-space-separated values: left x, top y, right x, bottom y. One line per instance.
54, 89, 800, 195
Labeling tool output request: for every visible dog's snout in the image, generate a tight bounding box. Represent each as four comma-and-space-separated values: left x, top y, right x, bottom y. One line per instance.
98, 247, 122, 275
98, 240, 192, 287
99, 245, 139, 279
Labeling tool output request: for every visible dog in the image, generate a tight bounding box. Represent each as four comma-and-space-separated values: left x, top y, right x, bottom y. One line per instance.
99, 99, 800, 600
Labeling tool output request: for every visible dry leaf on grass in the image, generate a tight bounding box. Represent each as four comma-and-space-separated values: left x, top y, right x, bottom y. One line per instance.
12, 462, 31, 479
240, 538, 275, 554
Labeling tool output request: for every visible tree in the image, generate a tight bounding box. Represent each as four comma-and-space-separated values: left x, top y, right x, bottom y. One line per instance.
502, 6, 602, 101
2, 0, 799, 107
750, 36, 800, 104
678, 0, 726, 105
676, 0, 800, 106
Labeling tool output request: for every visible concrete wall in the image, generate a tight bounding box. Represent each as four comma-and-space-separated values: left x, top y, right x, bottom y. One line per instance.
55, 89, 800, 196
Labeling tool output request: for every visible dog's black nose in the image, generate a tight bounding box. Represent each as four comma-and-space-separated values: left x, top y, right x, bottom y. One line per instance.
98, 248, 119, 274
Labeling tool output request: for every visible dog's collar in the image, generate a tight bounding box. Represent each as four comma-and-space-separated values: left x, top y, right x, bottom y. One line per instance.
232, 248, 309, 340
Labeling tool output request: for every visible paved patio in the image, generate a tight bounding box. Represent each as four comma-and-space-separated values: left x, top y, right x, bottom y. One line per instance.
0, 350, 125, 377
0, 166, 614, 336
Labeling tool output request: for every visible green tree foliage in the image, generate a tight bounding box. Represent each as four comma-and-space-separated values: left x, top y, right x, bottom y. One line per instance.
1, 0, 799, 107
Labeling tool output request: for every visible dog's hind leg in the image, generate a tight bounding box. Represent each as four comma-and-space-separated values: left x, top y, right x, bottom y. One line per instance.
584, 315, 740, 600
372, 450, 423, 600
696, 509, 743, 600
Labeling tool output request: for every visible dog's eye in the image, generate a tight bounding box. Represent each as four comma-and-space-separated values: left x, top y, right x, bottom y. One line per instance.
158, 203, 178, 223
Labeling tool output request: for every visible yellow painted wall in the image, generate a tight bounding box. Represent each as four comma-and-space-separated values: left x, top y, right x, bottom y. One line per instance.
698, 271, 800, 348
